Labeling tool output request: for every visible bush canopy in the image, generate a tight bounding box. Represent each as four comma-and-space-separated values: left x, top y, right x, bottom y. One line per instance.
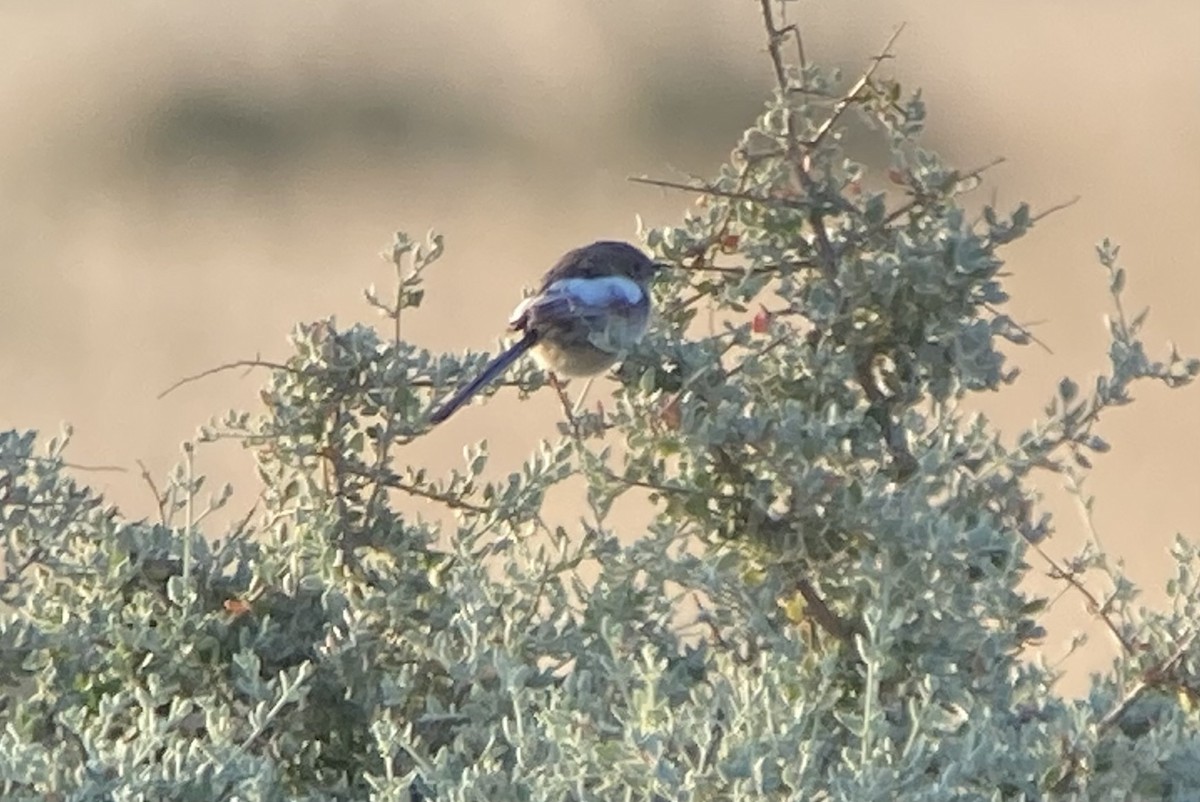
2, 5, 1199, 800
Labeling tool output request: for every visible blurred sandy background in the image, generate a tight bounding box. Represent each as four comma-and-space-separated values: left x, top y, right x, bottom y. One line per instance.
2, 1, 1198, 691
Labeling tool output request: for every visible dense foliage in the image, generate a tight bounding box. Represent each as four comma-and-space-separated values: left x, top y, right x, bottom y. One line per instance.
3, 5, 1198, 800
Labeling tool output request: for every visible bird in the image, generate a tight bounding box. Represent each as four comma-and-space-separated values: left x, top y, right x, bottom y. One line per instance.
429, 240, 659, 425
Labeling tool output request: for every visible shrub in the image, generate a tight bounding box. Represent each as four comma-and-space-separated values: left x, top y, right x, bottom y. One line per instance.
2, 5, 1198, 800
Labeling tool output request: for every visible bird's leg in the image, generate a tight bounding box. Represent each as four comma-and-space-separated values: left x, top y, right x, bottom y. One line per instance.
548, 373, 596, 417
572, 376, 596, 418
548, 372, 581, 436
548, 372, 573, 415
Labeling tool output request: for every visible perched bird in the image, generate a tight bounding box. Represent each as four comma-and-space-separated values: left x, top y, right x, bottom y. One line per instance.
429, 241, 659, 424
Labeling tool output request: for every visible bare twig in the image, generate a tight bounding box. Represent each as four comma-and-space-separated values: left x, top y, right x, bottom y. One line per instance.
137, 459, 168, 526
158, 358, 294, 399
227, 493, 262, 541
14, 455, 127, 473
1031, 195, 1082, 224
1038, 545, 1137, 656
758, 0, 793, 95
627, 175, 794, 209
807, 24, 907, 149
983, 302, 1055, 355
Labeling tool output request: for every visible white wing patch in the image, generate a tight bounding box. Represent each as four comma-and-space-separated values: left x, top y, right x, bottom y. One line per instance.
550, 276, 644, 307
508, 276, 644, 326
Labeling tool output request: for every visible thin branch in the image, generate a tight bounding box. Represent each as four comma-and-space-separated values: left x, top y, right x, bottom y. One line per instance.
228, 493, 261, 541
799, 174, 839, 280
1031, 195, 1081, 224
1051, 630, 1197, 793
137, 459, 167, 526
775, 2, 806, 73
376, 474, 492, 516
983, 302, 1055, 356
724, 329, 795, 382
549, 373, 586, 442
758, 0, 791, 94
14, 455, 127, 473
793, 575, 858, 643
158, 358, 294, 399
600, 467, 698, 500
627, 175, 794, 209
806, 24, 907, 149
1096, 632, 1195, 733
1036, 544, 1136, 656
693, 592, 759, 666
66, 461, 127, 473
883, 156, 1008, 226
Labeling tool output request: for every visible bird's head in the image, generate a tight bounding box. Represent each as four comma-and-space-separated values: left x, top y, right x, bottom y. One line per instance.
547, 240, 662, 286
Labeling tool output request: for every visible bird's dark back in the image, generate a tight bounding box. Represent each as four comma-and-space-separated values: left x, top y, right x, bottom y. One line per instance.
538, 241, 657, 288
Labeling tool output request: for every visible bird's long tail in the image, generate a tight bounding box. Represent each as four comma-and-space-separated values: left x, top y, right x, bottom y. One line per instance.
429, 333, 538, 424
